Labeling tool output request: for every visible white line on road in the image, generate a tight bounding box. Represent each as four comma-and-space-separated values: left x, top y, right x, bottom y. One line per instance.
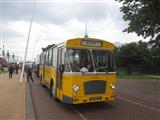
118, 96, 160, 113
69, 105, 88, 120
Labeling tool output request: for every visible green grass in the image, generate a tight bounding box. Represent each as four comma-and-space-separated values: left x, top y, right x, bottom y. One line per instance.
117, 75, 159, 79
117, 69, 160, 80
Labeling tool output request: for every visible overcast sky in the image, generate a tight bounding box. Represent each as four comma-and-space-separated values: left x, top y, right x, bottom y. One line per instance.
1, 0, 147, 61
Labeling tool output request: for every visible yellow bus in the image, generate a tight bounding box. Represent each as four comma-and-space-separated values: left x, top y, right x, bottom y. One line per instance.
39, 37, 116, 104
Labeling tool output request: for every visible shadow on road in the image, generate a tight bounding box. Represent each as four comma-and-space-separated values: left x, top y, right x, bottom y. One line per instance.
71, 101, 115, 112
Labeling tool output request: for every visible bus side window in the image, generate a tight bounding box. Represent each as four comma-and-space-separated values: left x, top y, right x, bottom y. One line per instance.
47, 52, 49, 66
52, 48, 54, 66
49, 49, 53, 66
53, 47, 57, 67
43, 53, 45, 65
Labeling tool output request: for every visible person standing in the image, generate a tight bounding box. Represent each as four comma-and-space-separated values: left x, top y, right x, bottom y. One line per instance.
8, 64, 14, 78
15, 64, 19, 74
27, 66, 34, 83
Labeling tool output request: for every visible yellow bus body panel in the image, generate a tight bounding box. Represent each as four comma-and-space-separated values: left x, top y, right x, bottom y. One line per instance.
65, 38, 115, 50
62, 73, 116, 104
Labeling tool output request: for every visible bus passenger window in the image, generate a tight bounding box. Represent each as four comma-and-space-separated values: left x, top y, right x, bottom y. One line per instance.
53, 48, 57, 67
49, 49, 53, 66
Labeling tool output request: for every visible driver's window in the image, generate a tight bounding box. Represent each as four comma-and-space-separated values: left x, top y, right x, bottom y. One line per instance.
64, 53, 70, 72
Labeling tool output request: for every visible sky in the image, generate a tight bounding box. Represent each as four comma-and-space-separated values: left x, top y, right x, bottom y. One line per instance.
1, 0, 147, 61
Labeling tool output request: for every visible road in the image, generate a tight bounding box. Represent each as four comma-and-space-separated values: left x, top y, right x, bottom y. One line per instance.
30, 75, 160, 120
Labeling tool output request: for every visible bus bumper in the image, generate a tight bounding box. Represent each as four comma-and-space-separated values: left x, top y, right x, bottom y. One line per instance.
62, 95, 116, 104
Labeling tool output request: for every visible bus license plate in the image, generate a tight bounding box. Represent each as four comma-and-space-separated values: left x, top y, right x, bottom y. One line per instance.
89, 97, 102, 101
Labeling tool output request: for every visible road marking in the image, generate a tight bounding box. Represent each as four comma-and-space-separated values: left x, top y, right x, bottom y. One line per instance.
69, 105, 88, 120
118, 96, 160, 113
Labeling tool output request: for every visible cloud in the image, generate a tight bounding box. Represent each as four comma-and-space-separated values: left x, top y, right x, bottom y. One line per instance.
3, 19, 146, 60
3, 0, 121, 24
2, 0, 148, 61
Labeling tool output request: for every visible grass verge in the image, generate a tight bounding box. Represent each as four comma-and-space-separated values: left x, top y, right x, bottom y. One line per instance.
117, 69, 160, 80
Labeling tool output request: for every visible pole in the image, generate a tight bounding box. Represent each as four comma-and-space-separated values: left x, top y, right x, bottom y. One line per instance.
20, 0, 36, 82
0, 0, 2, 51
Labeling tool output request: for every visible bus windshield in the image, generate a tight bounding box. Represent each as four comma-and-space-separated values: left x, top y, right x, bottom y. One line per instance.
66, 49, 115, 72
92, 50, 114, 72
67, 49, 94, 72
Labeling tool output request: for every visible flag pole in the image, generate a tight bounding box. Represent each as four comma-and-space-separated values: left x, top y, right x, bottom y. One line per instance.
20, 0, 36, 82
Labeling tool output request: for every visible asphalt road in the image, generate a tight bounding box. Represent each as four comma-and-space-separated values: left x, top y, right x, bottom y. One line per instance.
30, 75, 160, 120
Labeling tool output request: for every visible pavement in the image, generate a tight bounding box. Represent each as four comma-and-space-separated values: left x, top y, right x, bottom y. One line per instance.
0, 72, 26, 120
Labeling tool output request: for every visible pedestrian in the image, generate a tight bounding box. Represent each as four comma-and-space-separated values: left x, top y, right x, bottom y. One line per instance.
8, 64, 14, 78
27, 66, 34, 83
15, 64, 19, 74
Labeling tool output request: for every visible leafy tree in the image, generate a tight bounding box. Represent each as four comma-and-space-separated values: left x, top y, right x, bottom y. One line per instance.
116, 40, 160, 74
42, 44, 55, 52
116, 41, 150, 74
116, 42, 138, 74
117, 0, 160, 45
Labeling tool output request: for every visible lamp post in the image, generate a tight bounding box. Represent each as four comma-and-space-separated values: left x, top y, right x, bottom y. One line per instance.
20, 0, 37, 82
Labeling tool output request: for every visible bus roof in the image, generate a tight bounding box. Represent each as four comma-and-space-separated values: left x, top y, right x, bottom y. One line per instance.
64, 38, 116, 50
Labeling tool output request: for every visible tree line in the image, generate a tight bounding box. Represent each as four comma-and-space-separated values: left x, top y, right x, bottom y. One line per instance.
115, 40, 160, 74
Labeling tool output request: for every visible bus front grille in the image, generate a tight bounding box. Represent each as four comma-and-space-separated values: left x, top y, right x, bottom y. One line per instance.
84, 80, 106, 95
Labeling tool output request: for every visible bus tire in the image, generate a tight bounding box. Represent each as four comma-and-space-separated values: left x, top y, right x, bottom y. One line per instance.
50, 80, 54, 97
40, 75, 45, 87
50, 80, 59, 101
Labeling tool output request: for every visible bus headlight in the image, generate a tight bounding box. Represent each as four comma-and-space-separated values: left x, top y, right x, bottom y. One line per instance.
110, 84, 115, 89
73, 85, 79, 92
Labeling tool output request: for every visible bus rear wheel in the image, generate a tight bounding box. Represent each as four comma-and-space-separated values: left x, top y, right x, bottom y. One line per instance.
40, 75, 45, 87
50, 80, 58, 101
50, 81, 54, 97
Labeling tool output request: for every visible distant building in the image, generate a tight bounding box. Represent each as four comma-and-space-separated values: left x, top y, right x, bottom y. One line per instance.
0, 57, 7, 67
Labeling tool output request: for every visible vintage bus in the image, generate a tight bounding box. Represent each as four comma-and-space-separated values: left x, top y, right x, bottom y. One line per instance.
39, 38, 116, 104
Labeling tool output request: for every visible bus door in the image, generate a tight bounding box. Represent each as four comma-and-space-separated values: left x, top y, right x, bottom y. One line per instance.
56, 48, 64, 100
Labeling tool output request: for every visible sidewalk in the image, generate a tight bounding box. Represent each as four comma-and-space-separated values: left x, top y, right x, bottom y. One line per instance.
0, 72, 26, 120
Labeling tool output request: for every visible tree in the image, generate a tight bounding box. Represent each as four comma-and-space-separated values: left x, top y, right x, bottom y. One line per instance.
117, 0, 160, 45
42, 44, 55, 52
115, 41, 150, 74
115, 40, 160, 74
116, 42, 138, 74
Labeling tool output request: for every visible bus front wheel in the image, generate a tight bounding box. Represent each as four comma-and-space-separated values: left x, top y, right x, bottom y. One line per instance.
50, 80, 59, 102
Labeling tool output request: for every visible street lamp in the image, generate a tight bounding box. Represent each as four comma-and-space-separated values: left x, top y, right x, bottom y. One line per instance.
20, 0, 37, 82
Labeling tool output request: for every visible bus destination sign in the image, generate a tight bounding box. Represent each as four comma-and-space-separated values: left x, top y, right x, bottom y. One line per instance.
81, 40, 102, 47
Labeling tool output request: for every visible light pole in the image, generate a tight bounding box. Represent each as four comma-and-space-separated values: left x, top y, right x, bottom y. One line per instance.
20, 0, 37, 82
